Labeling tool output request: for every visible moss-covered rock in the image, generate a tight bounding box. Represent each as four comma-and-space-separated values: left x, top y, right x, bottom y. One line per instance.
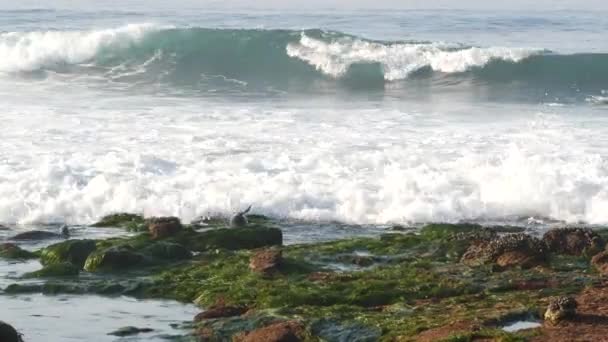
140, 242, 192, 261
419, 223, 483, 240
40, 239, 97, 268
24, 262, 80, 277
543, 228, 605, 257
175, 227, 283, 252
83, 246, 144, 272
90, 213, 145, 230
461, 233, 547, 268
0, 243, 36, 259
10, 230, 63, 240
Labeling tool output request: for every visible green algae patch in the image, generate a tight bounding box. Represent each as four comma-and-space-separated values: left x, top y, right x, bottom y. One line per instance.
40, 239, 97, 268
0, 243, 37, 259
24, 262, 80, 278
90, 213, 145, 231
172, 227, 283, 252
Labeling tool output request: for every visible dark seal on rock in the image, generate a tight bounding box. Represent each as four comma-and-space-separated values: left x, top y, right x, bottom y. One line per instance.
250, 248, 282, 276
147, 217, 182, 239
230, 205, 251, 228
233, 321, 305, 342
0, 321, 23, 342
461, 233, 547, 269
543, 228, 605, 256
544, 296, 577, 325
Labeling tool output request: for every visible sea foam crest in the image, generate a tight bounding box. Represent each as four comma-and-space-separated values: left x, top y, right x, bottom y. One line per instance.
286, 33, 540, 80
0, 23, 164, 73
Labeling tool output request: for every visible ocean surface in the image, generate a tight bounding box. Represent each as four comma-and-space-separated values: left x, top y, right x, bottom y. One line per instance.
1, 2, 608, 227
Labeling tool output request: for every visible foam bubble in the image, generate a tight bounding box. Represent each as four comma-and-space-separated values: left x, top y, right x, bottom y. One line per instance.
286, 33, 540, 80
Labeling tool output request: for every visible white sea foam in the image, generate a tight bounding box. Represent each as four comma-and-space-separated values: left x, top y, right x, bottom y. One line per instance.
286, 33, 540, 80
1, 77, 608, 226
0, 23, 164, 73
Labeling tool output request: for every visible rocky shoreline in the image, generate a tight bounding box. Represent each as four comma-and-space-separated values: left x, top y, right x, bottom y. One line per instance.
2, 215, 608, 341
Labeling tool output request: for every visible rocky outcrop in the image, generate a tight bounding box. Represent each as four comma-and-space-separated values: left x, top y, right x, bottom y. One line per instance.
40, 239, 97, 268
141, 242, 192, 261
11, 230, 64, 240
194, 301, 248, 321
177, 227, 283, 252
461, 233, 547, 268
544, 296, 577, 325
0, 321, 22, 342
250, 248, 282, 276
24, 262, 80, 277
91, 213, 145, 230
0, 243, 36, 259
83, 246, 144, 272
543, 228, 604, 256
591, 251, 608, 275
147, 217, 183, 239
233, 321, 305, 342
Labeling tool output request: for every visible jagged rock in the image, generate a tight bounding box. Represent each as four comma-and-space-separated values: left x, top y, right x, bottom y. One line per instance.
40, 239, 97, 268
250, 248, 282, 275
107, 326, 154, 336
544, 296, 577, 325
233, 321, 305, 342
0, 243, 36, 259
147, 217, 182, 239
84, 246, 144, 272
543, 228, 605, 256
0, 321, 22, 342
461, 233, 547, 268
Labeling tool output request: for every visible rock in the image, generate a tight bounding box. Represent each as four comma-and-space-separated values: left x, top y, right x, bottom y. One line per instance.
234, 321, 305, 342
230, 206, 252, 228
543, 228, 605, 256
60, 225, 70, 237
0, 321, 22, 342
84, 246, 144, 272
147, 217, 182, 239
591, 251, 608, 274
461, 233, 547, 268
0, 243, 36, 259
24, 262, 80, 277
91, 213, 145, 229
250, 248, 282, 275
544, 296, 577, 325
310, 318, 382, 342
0, 224, 10, 230
141, 242, 192, 261
177, 227, 283, 252
107, 326, 154, 336
420, 223, 483, 240
11, 230, 63, 240
194, 301, 248, 321
40, 239, 97, 268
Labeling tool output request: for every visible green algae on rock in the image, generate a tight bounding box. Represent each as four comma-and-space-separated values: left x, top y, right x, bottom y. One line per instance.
90, 213, 145, 229
0, 243, 37, 259
24, 262, 80, 278
40, 239, 97, 268
84, 246, 145, 272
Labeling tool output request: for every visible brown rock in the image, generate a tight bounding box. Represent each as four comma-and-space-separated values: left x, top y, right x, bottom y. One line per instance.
591, 251, 608, 275
461, 233, 546, 269
194, 303, 247, 321
543, 228, 604, 256
544, 296, 577, 325
147, 217, 182, 239
249, 248, 282, 275
233, 321, 305, 342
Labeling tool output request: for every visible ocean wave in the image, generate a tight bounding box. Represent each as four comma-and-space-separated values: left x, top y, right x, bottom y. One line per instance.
0, 24, 607, 95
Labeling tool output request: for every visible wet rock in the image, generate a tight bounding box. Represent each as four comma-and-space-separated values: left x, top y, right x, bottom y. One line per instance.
233, 321, 305, 342
141, 242, 192, 261
177, 227, 283, 252
0, 243, 36, 259
91, 213, 145, 230
310, 318, 381, 342
84, 246, 144, 272
461, 233, 547, 268
420, 223, 483, 240
0, 321, 22, 342
544, 296, 577, 325
591, 251, 608, 274
0, 224, 10, 230
250, 248, 282, 276
24, 262, 80, 277
147, 217, 183, 239
194, 301, 248, 321
543, 228, 605, 256
11, 230, 63, 240
108, 326, 154, 336
40, 239, 97, 268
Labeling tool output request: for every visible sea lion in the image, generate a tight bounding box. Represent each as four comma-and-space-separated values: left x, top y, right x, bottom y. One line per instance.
230, 205, 251, 228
